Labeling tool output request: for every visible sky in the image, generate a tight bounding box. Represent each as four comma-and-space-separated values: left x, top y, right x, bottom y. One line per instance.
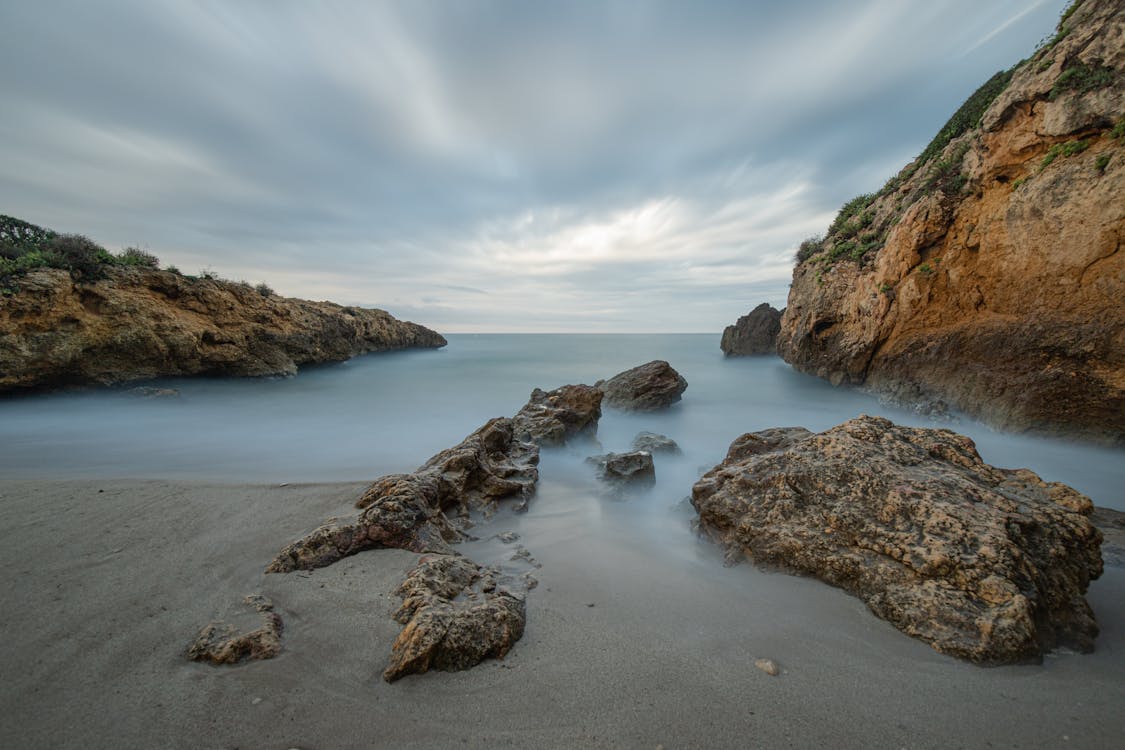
0, 0, 1068, 332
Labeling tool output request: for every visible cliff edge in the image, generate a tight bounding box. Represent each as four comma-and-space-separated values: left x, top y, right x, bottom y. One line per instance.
778, 0, 1124, 442
0, 222, 446, 392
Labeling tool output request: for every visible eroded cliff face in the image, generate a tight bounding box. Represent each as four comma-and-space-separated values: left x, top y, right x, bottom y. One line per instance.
0, 267, 446, 392
779, 0, 1124, 442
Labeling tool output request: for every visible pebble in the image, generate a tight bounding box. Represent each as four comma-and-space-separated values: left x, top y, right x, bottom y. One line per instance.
755, 658, 780, 676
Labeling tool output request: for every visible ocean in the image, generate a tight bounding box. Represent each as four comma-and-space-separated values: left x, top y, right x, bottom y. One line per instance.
1, 333, 1121, 511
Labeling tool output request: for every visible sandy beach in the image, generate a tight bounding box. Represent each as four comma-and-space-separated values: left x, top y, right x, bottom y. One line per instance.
1, 475, 1122, 749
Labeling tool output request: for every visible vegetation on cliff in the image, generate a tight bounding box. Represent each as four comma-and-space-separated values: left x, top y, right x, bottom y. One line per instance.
778, 0, 1124, 441
0, 215, 446, 393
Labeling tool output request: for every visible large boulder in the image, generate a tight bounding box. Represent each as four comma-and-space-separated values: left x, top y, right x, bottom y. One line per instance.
597, 360, 687, 411
721, 303, 782, 356
691, 415, 1103, 664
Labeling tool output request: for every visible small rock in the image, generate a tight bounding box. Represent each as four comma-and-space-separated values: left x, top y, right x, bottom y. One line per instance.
496, 531, 520, 544
755, 658, 780, 676
127, 386, 181, 398
586, 451, 656, 490
632, 431, 681, 454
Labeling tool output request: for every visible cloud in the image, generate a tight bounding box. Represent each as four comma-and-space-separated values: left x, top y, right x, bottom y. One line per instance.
0, 0, 1070, 331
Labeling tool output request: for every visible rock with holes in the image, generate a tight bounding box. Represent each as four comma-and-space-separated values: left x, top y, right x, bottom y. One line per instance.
512, 384, 603, 446
691, 415, 1103, 664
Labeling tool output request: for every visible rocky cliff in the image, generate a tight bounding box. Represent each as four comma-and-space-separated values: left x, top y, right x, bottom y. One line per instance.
0, 266, 446, 392
778, 0, 1124, 442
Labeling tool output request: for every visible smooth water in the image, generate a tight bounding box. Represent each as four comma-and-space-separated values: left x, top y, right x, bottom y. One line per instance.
1, 333, 1122, 509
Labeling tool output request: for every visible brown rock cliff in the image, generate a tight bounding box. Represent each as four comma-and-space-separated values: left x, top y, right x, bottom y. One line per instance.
778, 0, 1124, 442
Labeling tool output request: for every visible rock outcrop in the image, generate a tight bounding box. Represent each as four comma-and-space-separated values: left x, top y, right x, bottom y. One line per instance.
0, 266, 446, 393
777, 0, 1125, 441
383, 555, 526, 682
721, 303, 782, 356
187, 595, 283, 665
597, 360, 688, 411
268, 417, 540, 572
266, 382, 601, 679
691, 415, 1103, 664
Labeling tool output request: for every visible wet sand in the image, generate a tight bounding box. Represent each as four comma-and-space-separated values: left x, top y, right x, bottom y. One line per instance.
1, 476, 1123, 749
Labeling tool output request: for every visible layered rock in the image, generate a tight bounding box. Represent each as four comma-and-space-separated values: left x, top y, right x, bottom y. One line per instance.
721, 303, 782, 356
597, 360, 688, 411
777, 0, 1125, 441
0, 266, 446, 393
383, 555, 526, 682
691, 415, 1103, 664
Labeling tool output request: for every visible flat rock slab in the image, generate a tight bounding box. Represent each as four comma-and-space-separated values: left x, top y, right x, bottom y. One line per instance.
692, 415, 1103, 664
187, 594, 283, 665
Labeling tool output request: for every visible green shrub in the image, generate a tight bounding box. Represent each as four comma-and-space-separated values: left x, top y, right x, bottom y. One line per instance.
164, 265, 181, 275
1095, 154, 1110, 173
796, 236, 823, 263
915, 69, 1013, 169
1011, 176, 1027, 191
919, 263, 934, 275
828, 193, 876, 237
254, 282, 274, 297
1111, 118, 1125, 139
922, 142, 971, 196
40, 234, 107, 281
1040, 139, 1089, 170
115, 246, 160, 268
1049, 63, 1115, 100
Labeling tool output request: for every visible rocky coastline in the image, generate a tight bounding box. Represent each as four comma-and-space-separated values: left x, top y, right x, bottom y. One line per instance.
0, 266, 446, 393
773, 0, 1124, 442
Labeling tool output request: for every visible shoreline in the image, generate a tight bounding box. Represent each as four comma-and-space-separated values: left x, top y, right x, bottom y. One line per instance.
2, 477, 1123, 749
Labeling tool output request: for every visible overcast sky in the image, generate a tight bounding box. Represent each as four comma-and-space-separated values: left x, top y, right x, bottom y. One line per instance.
0, 0, 1067, 332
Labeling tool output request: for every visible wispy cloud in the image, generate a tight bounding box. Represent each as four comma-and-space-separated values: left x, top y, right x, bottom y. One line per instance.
0, 0, 1068, 331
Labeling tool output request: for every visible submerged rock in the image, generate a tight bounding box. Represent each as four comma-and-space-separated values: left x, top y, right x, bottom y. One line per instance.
586, 451, 656, 490
187, 594, 283, 665
691, 415, 1103, 664
632, 431, 681, 454
596, 360, 688, 411
383, 554, 526, 682
754, 658, 780, 677
721, 303, 782, 356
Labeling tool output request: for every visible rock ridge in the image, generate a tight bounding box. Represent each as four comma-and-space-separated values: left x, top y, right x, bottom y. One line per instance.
0, 266, 446, 393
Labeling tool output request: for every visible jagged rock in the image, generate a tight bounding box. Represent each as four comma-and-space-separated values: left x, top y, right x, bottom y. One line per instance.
187, 595, 283, 665
596, 360, 688, 411
721, 303, 782, 356
632, 431, 681, 454
267, 418, 539, 572
267, 383, 603, 573
512, 384, 603, 445
0, 267, 446, 393
777, 0, 1125, 441
586, 451, 656, 490
383, 554, 526, 682
691, 415, 1103, 664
